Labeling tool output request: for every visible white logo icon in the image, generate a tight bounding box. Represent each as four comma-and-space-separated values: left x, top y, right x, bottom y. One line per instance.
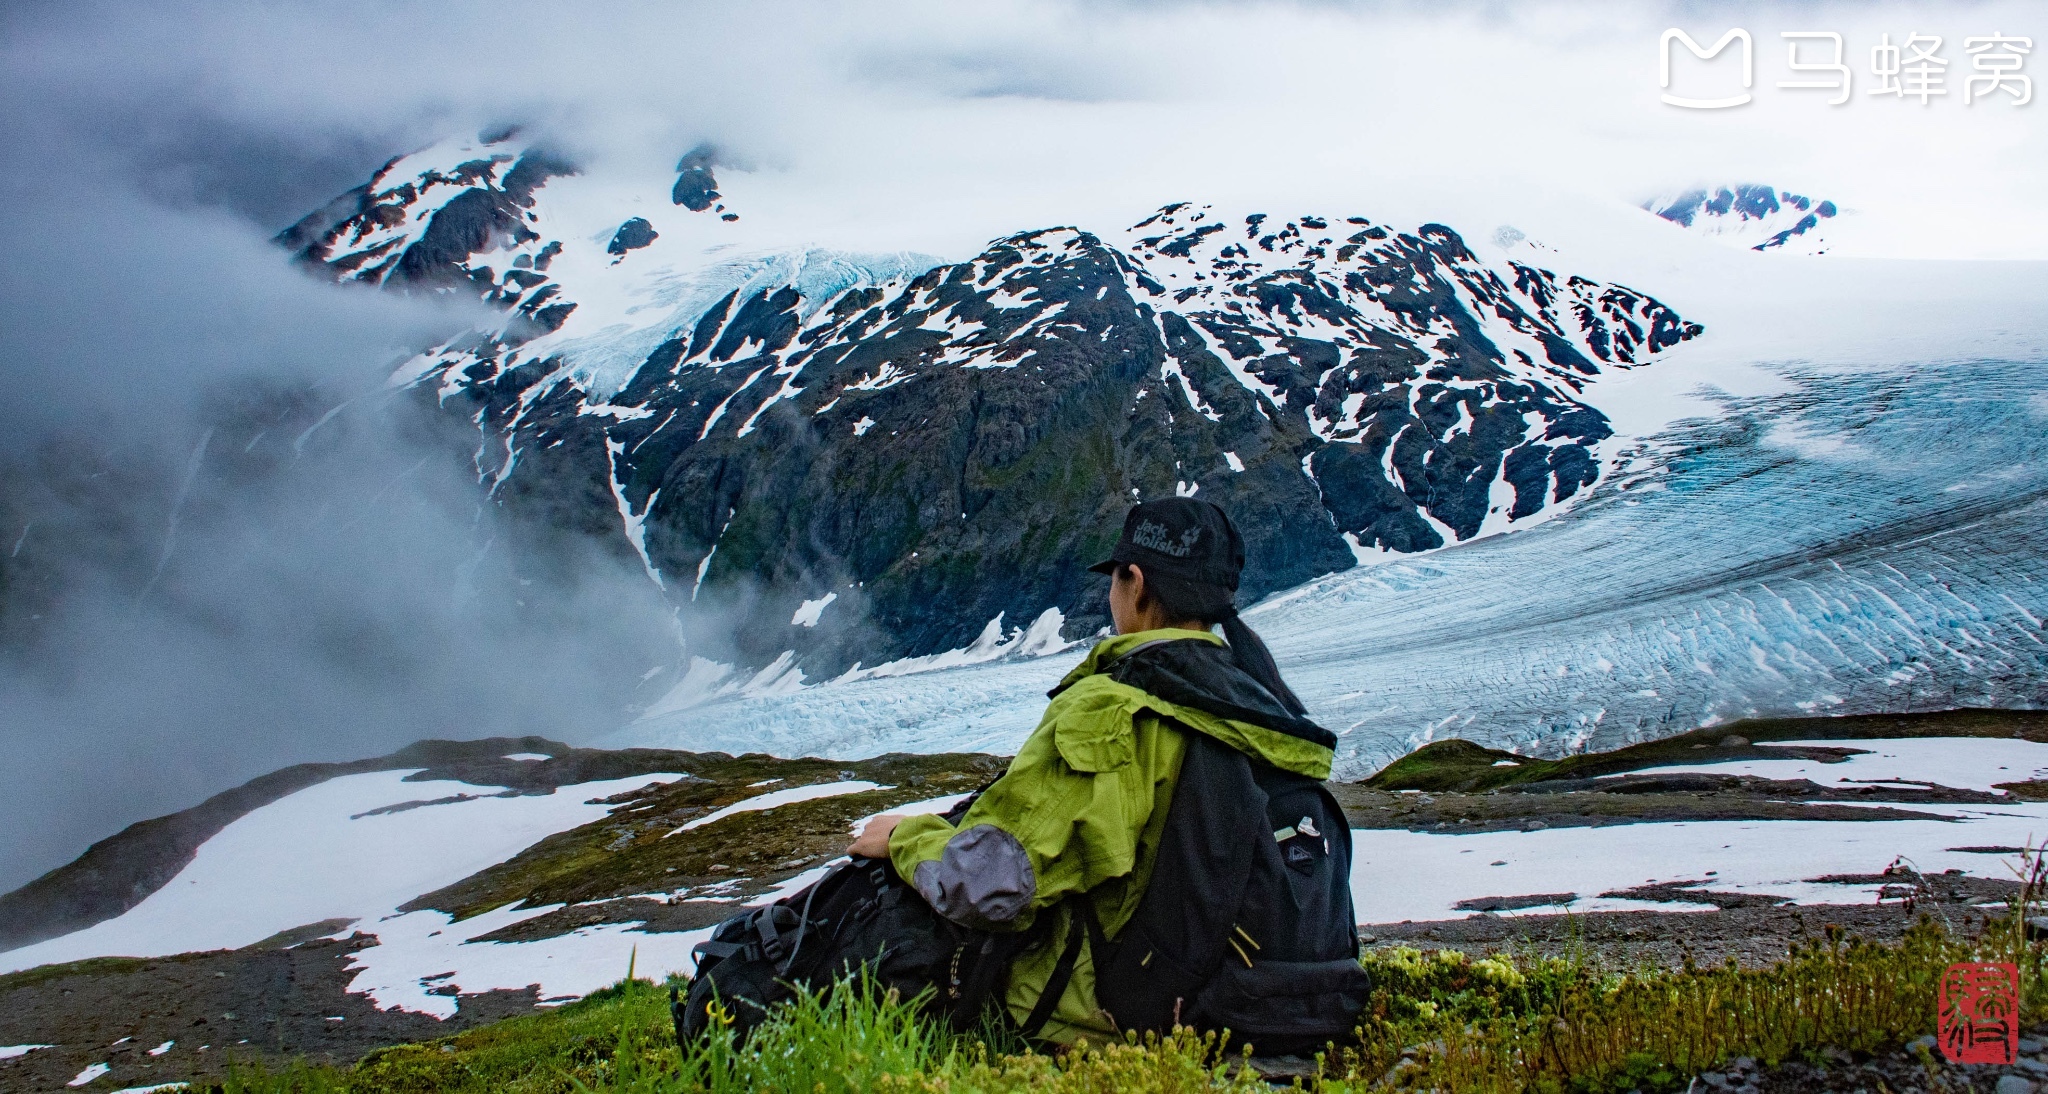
1661, 28, 1754, 109
1664, 26, 2030, 110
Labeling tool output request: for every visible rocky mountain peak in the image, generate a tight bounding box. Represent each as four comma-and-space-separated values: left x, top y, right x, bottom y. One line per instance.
1645, 185, 1840, 254
271, 145, 1707, 687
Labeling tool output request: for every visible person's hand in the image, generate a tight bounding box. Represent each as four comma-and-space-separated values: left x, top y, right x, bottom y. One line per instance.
848, 814, 902, 859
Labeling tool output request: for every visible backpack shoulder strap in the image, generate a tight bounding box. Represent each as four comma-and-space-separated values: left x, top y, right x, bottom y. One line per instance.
1084, 729, 1265, 1035
1016, 895, 1106, 1040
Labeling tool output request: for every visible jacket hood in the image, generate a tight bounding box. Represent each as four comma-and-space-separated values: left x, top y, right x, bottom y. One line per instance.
1051, 629, 1214, 691
1050, 630, 1335, 779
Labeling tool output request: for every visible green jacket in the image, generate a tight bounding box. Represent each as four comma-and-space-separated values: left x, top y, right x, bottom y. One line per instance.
888, 628, 1334, 1043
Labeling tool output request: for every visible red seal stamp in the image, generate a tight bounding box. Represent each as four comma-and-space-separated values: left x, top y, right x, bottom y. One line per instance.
1938, 962, 2020, 1065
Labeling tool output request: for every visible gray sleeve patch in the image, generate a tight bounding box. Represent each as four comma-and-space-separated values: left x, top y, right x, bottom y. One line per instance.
911, 823, 1036, 929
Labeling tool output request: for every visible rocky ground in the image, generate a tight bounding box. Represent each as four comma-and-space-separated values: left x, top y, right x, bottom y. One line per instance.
1359, 876, 2018, 971
0, 746, 1004, 1092
0, 931, 539, 1093
1689, 1032, 2048, 1093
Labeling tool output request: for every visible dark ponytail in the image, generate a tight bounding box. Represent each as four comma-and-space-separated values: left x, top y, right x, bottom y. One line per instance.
1124, 564, 1307, 716
1218, 611, 1307, 716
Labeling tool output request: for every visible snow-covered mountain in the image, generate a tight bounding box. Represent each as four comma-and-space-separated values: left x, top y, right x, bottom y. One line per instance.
1643, 185, 1840, 254
278, 134, 1702, 678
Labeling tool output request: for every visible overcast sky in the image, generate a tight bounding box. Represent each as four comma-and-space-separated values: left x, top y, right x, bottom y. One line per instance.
0, 0, 2042, 892
5, 0, 2044, 254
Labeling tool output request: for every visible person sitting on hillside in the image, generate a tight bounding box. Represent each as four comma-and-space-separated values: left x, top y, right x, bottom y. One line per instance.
847, 497, 1367, 1049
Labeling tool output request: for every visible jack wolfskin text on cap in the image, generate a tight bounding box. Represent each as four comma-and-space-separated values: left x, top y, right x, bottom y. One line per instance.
1088, 498, 1244, 590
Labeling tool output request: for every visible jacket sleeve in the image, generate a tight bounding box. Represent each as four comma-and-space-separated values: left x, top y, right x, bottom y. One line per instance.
889, 683, 1162, 932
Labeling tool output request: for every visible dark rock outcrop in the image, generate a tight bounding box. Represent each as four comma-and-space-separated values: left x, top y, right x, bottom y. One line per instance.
607, 216, 658, 256
671, 143, 719, 211
276, 148, 576, 295
1646, 184, 1839, 252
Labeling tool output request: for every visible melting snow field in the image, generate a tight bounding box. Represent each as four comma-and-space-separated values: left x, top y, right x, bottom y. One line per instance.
0, 769, 686, 1000
9, 743, 2048, 1015
668, 779, 880, 835
345, 787, 975, 1015
0, 776, 984, 1017
339, 902, 715, 1019
1353, 810, 2048, 924
1355, 740, 2048, 923
1626, 738, 2048, 794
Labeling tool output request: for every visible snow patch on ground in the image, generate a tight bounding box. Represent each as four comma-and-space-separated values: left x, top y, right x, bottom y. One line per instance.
743, 863, 842, 908
852, 794, 974, 832
1345, 726, 2048, 924
1627, 739, 2048, 795
342, 901, 715, 1019
792, 592, 838, 627
833, 608, 1074, 684
637, 656, 738, 721
1352, 797, 2048, 924
668, 780, 883, 836
0, 770, 681, 976
13, 746, 2048, 1014
0, 1044, 52, 1059
622, 608, 1077, 733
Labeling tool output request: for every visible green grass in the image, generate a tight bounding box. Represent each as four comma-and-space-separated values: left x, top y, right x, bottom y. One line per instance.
1329, 915, 2041, 1092
190, 907, 2048, 1094
199, 974, 1269, 1094
0, 953, 159, 993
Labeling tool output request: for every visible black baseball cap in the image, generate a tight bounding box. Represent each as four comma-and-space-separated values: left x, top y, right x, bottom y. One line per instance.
1088, 498, 1245, 590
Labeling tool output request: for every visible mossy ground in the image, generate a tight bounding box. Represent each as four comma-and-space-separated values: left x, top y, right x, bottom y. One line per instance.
192, 912, 2048, 1093
407, 751, 1006, 922
0, 953, 155, 994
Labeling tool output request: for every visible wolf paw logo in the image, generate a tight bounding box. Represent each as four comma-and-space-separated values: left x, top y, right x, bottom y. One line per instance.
1132, 520, 1200, 557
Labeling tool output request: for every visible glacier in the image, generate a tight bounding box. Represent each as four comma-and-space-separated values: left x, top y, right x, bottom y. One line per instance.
604, 352, 2048, 777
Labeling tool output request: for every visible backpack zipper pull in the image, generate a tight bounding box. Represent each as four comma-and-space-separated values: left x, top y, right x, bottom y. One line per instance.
1229, 921, 1262, 969
1227, 936, 1255, 968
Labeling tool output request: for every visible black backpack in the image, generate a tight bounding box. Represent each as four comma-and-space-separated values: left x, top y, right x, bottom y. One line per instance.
1075, 729, 1371, 1054
673, 793, 1038, 1045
